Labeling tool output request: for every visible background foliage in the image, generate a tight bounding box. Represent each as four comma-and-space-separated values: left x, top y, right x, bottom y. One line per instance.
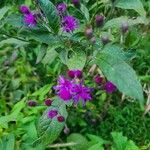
0, 0, 150, 149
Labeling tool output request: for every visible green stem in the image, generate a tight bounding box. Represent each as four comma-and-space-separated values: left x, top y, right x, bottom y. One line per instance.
48, 142, 77, 148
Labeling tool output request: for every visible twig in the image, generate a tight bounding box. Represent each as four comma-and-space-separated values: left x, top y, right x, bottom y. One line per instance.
48, 142, 77, 148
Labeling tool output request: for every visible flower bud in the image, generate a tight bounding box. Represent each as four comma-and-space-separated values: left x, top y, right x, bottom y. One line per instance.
72, 0, 80, 8
67, 70, 75, 78
101, 35, 110, 45
57, 116, 65, 122
27, 100, 37, 107
75, 70, 83, 78
47, 110, 58, 119
94, 75, 103, 84
64, 126, 70, 134
19, 5, 30, 14
104, 81, 116, 93
45, 99, 52, 106
90, 37, 96, 44
85, 27, 93, 39
121, 22, 129, 33
95, 15, 104, 27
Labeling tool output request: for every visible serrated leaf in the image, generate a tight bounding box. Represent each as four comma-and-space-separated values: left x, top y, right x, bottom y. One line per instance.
115, 0, 146, 17
95, 52, 144, 104
67, 51, 86, 70
38, 0, 60, 32
33, 98, 68, 147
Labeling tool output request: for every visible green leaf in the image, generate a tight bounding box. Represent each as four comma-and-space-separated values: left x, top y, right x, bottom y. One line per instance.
67, 133, 89, 150
42, 47, 58, 65
67, 51, 86, 70
102, 44, 131, 61
88, 143, 104, 150
38, 0, 60, 32
115, 0, 146, 17
80, 4, 90, 21
95, 52, 144, 103
104, 16, 149, 29
6, 14, 23, 27
86, 134, 106, 144
33, 98, 68, 147
0, 7, 10, 20
0, 38, 28, 48
36, 45, 47, 64
0, 6, 10, 20
0, 99, 25, 129
111, 132, 139, 150
0, 133, 15, 150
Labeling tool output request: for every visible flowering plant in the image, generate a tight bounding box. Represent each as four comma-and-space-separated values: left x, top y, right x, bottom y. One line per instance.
4, 0, 149, 148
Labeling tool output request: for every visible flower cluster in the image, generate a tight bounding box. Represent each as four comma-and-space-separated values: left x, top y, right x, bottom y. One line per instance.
94, 75, 117, 93
47, 110, 65, 122
54, 70, 92, 105
19, 5, 36, 27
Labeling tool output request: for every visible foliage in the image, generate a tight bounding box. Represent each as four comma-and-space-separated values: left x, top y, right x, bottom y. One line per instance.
0, 0, 149, 149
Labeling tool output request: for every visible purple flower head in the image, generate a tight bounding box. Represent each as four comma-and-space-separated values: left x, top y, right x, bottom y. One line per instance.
104, 81, 117, 93
62, 16, 79, 32
67, 70, 82, 78
24, 13, 37, 27
20, 5, 30, 14
47, 110, 58, 119
57, 3, 67, 14
94, 75, 103, 84
95, 15, 104, 27
72, 82, 92, 105
72, 0, 80, 8
54, 76, 74, 101
45, 99, 52, 106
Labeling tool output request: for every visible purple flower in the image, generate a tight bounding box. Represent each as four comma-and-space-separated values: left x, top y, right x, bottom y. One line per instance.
72, 83, 92, 105
54, 76, 74, 101
47, 110, 58, 119
62, 16, 79, 32
20, 5, 30, 14
57, 3, 67, 14
67, 70, 82, 78
104, 81, 117, 93
24, 13, 37, 27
